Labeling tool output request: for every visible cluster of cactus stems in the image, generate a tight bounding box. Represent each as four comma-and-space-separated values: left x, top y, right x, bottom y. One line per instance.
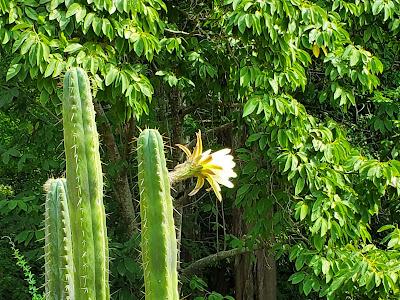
44, 67, 109, 300
44, 68, 229, 300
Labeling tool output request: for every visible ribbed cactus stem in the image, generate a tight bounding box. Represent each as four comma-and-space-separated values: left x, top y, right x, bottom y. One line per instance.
137, 129, 179, 300
44, 178, 74, 300
62, 67, 109, 299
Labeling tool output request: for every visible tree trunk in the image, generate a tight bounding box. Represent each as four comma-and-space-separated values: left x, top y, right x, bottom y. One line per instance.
94, 102, 137, 237
233, 207, 277, 300
232, 123, 277, 300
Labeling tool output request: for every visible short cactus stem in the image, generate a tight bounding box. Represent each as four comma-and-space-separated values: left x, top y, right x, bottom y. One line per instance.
44, 178, 74, 300
137, 129, 179, 300
62, 67, 109, 299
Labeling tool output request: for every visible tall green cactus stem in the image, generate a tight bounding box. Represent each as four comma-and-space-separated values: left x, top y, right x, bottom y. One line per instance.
137, 129, 179, 300
44, 178, 74, 300
63, 67, 109, 299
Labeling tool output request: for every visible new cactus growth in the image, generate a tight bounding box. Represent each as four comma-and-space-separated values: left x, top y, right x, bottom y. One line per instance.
137, 129, 179, 300
62, 67, 109, 299
44, 178, 74, 299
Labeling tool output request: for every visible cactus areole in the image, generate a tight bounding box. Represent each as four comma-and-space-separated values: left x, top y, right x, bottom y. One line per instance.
137, 129, 179, 300
62, 67, 109, 300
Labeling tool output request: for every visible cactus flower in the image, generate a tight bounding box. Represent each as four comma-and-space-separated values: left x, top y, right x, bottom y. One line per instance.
173, 130, 237, 201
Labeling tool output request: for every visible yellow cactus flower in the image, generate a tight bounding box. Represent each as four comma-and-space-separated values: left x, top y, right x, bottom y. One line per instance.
173, 130, 237, 201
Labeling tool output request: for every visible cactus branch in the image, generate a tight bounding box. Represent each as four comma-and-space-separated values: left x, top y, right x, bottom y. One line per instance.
137, 129, 179, 300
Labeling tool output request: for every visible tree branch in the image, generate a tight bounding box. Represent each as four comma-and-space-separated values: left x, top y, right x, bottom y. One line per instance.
181, 246, 262, 278
94, 102, 137, 236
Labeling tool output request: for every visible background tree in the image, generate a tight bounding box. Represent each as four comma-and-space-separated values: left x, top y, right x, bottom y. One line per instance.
1, 0, 400, 299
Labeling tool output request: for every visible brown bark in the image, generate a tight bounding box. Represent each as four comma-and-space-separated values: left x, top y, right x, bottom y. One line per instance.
232, 125, 277, 300
94, 102, 137, 236
181, 246, 262, 278
233, 208, 277, 300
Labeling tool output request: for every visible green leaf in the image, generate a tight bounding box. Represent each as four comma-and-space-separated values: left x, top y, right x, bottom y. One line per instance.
239, 67, 251, 87
236, 184, 251, 203
283, 154, 292, 172
12, 33, 29, 53
275, 97, 285, 114
366, 272, 375, 292
269, 77, 279, 94
40, 90, 49, 105
289, 272, 305, 284
84, 13, 95, 32
377, 225, 395, 232
243, 97, 258, 117
66, 3, 81, 18
64, 43, 83, 53
349, 49, 360, 67
300, 203, 308, 221
238, 14, 246, 34
6, 64, 22, 81
295, 255, 305, 271
105, 66, 119, 86
20, 36, 35, 55
8, 201, 18, 210
124, 258, 138, 274
134, 38, 144, 56
137, 81, 153, 98
44, 60, 56, 78
295, 177, 305, 195
303, 277, 313, 296
320, 218, 328, 237
322, 259, 330, 275
102, 18, 113, 39
327, 277, 345, 294
25, 7, 38, 20
92, 17, 102, 35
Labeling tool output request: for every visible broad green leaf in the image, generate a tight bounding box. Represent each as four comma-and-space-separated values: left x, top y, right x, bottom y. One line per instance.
377, 224, 395, 232
349, 49, 360, 66
243, 98, 258, 117
64, 43, 83, 53
300, 204, 308, 221
66, 3, 81, 18
303, 277, 313, 296
105, 66, 119, 86
134, 38, 144, 56
6, 64, 22, 81
20, 36, 35, 55
289, 272, 305, 284
295, 177, 305, 195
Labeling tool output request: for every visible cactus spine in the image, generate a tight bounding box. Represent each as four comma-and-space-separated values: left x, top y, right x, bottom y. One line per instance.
44, 178, 74, 299
62, 67, 109, 299
137, 129, 179, 300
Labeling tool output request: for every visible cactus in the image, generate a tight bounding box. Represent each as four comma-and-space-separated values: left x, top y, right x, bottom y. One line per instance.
61, 67, 109, 299
44, 178, 74, 300
137, 129, 179, 300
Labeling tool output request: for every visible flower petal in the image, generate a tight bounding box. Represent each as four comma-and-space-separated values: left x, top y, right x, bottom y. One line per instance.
206, 176, 222, 201
193, 130, 203, 158
176, 144, 192, 158
211, 148, 231, 157
212, 174, 234, 188
189, 176, 205, 196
